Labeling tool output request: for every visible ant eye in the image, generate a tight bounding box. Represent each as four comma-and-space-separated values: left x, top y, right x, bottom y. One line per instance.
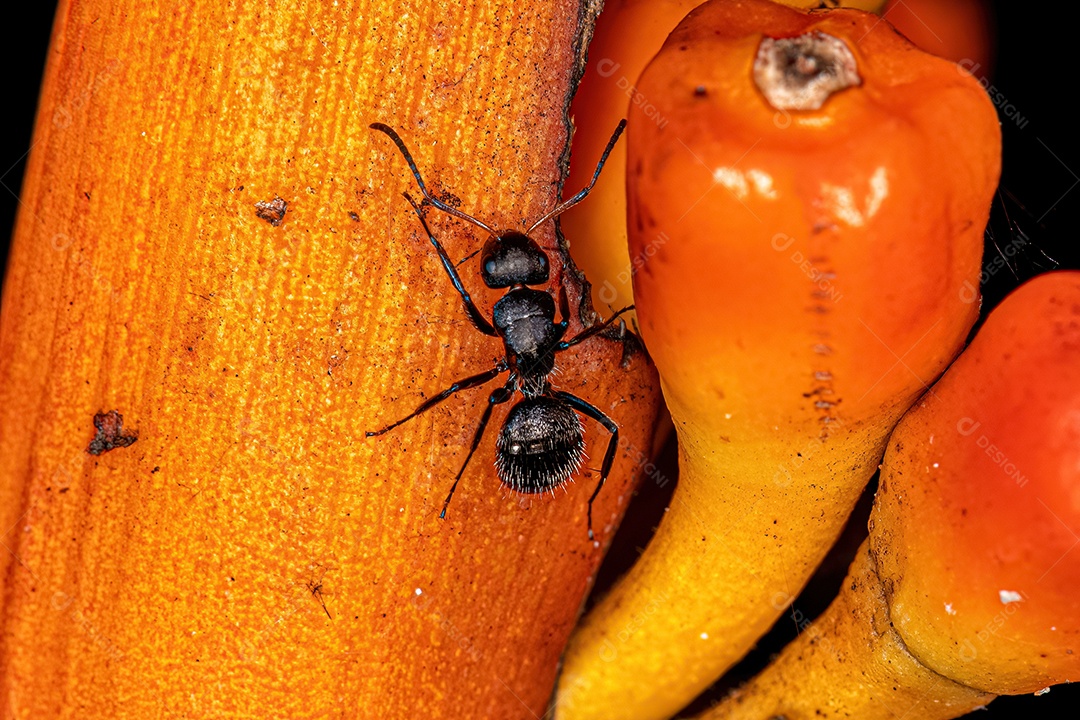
485, 260, 498, 276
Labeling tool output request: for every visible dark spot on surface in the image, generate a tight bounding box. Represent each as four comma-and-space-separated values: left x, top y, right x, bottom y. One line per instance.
694, 85, 707, 97
349, 211, 360, 222
435, 189, 462, 208
86, 410, 137, 455
308, 580, 333, 620
152, 466, 160, 473
255, 196, 288, 226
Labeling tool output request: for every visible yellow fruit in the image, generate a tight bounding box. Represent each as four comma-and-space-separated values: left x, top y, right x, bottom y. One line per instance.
557, 1, 999, 718
701, 272, 1080, 718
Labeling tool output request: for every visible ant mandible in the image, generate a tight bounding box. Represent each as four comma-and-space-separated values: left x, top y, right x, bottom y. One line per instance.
367, 119, 630, 540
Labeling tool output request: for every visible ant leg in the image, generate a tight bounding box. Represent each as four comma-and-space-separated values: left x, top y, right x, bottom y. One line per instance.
557, 305, 635, 351
370, 123, 497, 236
526, 119, 627, 234
552, 391, 619, 541
402, 193, 498, 337
440, 384, 514, 520
366, 363, 507, 437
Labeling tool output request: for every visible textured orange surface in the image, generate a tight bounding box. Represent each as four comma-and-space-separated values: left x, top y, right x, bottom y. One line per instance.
0, 1, 662, 717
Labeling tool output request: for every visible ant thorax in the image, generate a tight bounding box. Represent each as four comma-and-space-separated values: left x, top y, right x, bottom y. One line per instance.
492, 288, 563, 397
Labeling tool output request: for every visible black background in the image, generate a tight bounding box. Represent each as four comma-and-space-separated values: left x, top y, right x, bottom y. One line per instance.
2, 2, 1077, 717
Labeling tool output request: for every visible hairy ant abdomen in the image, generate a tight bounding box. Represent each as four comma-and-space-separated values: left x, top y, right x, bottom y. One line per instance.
496, 397, 585, 494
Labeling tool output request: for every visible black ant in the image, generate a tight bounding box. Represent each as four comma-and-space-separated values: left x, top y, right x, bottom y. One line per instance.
367, 120, 630, 540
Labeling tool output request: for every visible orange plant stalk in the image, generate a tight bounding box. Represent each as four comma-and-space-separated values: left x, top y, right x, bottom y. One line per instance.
0, 1, 661, 717
558, 1, 1000, 718
703, 271, 1080, 719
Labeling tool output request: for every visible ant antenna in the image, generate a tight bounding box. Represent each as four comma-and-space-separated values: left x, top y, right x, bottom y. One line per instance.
526, 119, 627, 235
370, 122, 497, 236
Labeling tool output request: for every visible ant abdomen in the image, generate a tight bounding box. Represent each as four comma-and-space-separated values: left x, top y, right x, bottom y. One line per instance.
496, 397, 585, 494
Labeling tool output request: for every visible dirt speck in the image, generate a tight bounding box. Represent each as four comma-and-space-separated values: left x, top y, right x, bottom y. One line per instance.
255, 196, 288, 226
86, 410, 138, 455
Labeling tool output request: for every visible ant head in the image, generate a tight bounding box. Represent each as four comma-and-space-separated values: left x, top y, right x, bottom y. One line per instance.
481, 231, 550, 289
371, 119, 627, 290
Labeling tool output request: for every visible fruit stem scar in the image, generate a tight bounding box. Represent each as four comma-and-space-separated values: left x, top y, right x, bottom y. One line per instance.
753, 31, 862, 111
